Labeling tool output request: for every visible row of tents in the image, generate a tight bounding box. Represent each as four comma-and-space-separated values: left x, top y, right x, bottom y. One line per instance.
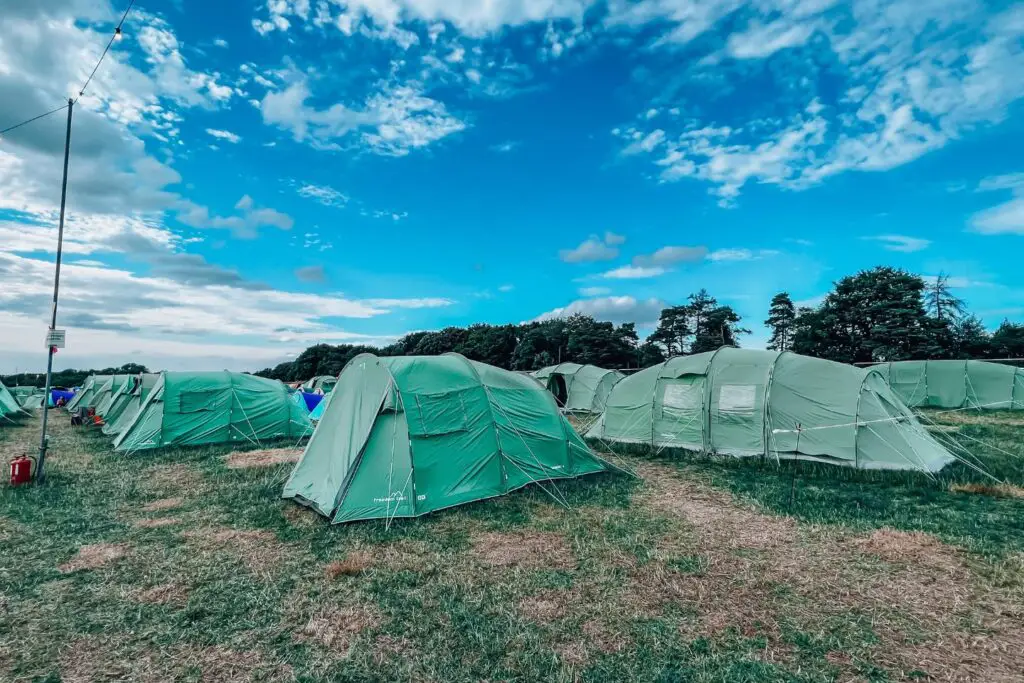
18, 353, 1019, 525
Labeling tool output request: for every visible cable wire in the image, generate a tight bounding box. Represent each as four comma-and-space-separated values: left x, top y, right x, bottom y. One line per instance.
0, 0, 136, 137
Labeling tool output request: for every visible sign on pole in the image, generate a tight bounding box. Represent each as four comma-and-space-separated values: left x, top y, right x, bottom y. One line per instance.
45, 329, 66, 349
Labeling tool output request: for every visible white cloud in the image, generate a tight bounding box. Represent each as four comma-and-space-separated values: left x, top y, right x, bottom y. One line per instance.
603, 231, 626, 246
600, 265, 666, 279
633, 245, 707, 267
533, 295, 666, 325
970, 171, 1024, 235
707, 248, 780, 262
579, 286, 610, 296
498, 284, 515, 292
863, 235, 932, 253
175, 195, 293, 238
296, 183, 350, 208
490, 140, 520, 153
205, 128, 241, 143
559, 234, 621, 263
261, 77, 465, 155
213, 38, 229, 48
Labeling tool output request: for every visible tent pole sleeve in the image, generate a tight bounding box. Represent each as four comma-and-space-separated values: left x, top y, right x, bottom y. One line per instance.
853, 369, 873, 470
762, 351, 785, 460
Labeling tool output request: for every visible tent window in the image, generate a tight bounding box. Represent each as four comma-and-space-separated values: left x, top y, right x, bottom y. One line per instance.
407, 392, 468, 437
718, 385, 756, 413
662, 382, 701, 412
178, 390, 220, 413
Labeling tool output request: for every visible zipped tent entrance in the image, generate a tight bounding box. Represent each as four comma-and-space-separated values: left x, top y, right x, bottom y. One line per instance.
284, 353, 613, 524
102, 374, 160, 437
872, 360, 1024, 410
587, 348, 954, 472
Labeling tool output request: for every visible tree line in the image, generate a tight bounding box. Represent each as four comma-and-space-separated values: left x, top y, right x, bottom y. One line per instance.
1, 364, 149, 389
4, 267, 1022, 388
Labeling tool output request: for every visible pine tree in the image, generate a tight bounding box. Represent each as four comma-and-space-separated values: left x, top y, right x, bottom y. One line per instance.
925, 272, 966, 323
764, 292, 796, 351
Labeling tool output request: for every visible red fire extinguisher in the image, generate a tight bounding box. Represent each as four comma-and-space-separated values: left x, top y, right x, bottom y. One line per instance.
10, 456, 35, 486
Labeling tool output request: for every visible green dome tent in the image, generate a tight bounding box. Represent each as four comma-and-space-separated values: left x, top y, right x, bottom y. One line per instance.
284, 353, 612, 524
587, 348, 954, 472
102, 374, 160, 437
531, 363, 625, 413
0, 380, 26, 422
113, 371, 312, 452
65, 375, 112, 412
872, 360, 1024, 410
17, 390, 47, 410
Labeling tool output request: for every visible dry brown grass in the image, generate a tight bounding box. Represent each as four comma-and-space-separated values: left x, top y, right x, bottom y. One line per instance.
225, 448, 302, 469
141, 496, 184, 512
133, 582, 189, 606
950, 482, 1024, 499
629, 460, 1024, 680
59, 636, 292, 683
471, 530, 575, 570
518, 589, 576, 623
133, 517, 181, 529
325, 550, 374, 579
936, 411, 1024, 427
181, 526, 288, 575
58, 542, 129, 573
371, 634, 415, 665
143, 463, 203, 494
297, 604, 385, 654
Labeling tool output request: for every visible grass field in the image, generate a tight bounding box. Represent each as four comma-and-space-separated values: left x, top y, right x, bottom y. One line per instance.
1, 409, 1023, 682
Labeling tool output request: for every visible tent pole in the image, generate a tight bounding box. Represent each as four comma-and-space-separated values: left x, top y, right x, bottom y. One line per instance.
36, 98, 74, 484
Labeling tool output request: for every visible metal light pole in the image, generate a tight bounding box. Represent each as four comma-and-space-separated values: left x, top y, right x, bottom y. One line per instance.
36, 98, 74, 483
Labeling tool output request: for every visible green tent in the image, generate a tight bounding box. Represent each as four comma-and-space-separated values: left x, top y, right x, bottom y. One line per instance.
284, 353, 612, 524
65, 375, 112, 411
113, 371, 312, 452
17, 390, 47, 410
587, 348, 954, 472
93, 375, 134, 418
302, 375, 337, 394
872, 360, 1024, 410
101, 374, 160, 436
532, 363, 624, 413
0, 380, 26, 422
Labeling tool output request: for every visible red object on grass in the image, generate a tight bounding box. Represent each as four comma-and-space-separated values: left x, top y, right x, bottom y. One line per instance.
10, 456, 34, 486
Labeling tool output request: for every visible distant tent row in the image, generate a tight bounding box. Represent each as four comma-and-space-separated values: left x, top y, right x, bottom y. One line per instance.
284, 353, 612, 524
531, 363, 624, 414
873, 360, 1024, 411
66, 375, 113, 412
587, 349, 954, 472
302, 375, 337, 394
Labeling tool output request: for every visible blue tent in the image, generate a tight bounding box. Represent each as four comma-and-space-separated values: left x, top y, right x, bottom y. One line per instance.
52, 389, 75, 405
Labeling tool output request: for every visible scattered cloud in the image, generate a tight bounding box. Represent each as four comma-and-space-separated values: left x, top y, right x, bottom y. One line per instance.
863, 235, 932, 253
498, 284, 515, 292
559, 233, 623, 263
206, 128, 242, 143
213, 38, 229, 48
175, 195, 293, 238
579, 286, 610, 296
707, 248, 780, 262
600, 265, 666, 279
490, 140, 520, 153
533, 295, 666, 326
296, 183, 349, 208
970, 172, 1024, 235
633, 245, 707, 267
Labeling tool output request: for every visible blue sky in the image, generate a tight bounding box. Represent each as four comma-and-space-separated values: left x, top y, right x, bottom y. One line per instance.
1, 0, 1023, 372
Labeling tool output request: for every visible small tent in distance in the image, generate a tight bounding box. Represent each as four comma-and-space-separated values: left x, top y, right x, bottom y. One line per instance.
284, 353, 613, 524
588, 348, 954, 472
113, 371, 312, 452
65, 375, 112, 412
302, 376, 337, 394
531, 363, 624, 414
0, 380, 26, 422
872, 360, 1024, 410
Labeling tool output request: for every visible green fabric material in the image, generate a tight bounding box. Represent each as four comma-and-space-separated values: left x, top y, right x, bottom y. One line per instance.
17, 391, 46, 410
876, 360, 1023, 410
588, 348, 953, 472
531, 363, 625, 413
113, 372, 312, 452
65, 375, 113, 411
102, 374, 160, 436
93, 375, 133, 418
284, 353, 611, 524
302, 375, 337, 394
0, 380, 25, 420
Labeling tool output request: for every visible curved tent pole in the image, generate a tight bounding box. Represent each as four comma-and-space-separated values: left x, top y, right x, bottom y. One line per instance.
761, 351, 787, 463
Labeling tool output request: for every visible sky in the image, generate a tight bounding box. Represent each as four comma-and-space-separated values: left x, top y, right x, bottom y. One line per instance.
1, 0, 1023, 374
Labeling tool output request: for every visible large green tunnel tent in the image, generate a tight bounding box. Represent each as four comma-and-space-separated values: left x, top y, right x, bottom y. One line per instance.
872, 360, 1024, 410
102, 374, 160, 437
587, 348, 954, 472
113, 371, 312, 452
93, 375, 134, 418
531, 363, 624, 413
65, 375, 112, 412
284, 353, 612, 524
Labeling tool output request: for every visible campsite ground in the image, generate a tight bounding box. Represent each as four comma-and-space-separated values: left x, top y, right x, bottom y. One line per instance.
1, 411, 1023, 682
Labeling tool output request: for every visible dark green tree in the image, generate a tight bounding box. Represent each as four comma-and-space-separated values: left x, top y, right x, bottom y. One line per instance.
765, 292, 796, 351
924, 272, 966, 323
952, 315, 992, 359
991, 320, 1024, 358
